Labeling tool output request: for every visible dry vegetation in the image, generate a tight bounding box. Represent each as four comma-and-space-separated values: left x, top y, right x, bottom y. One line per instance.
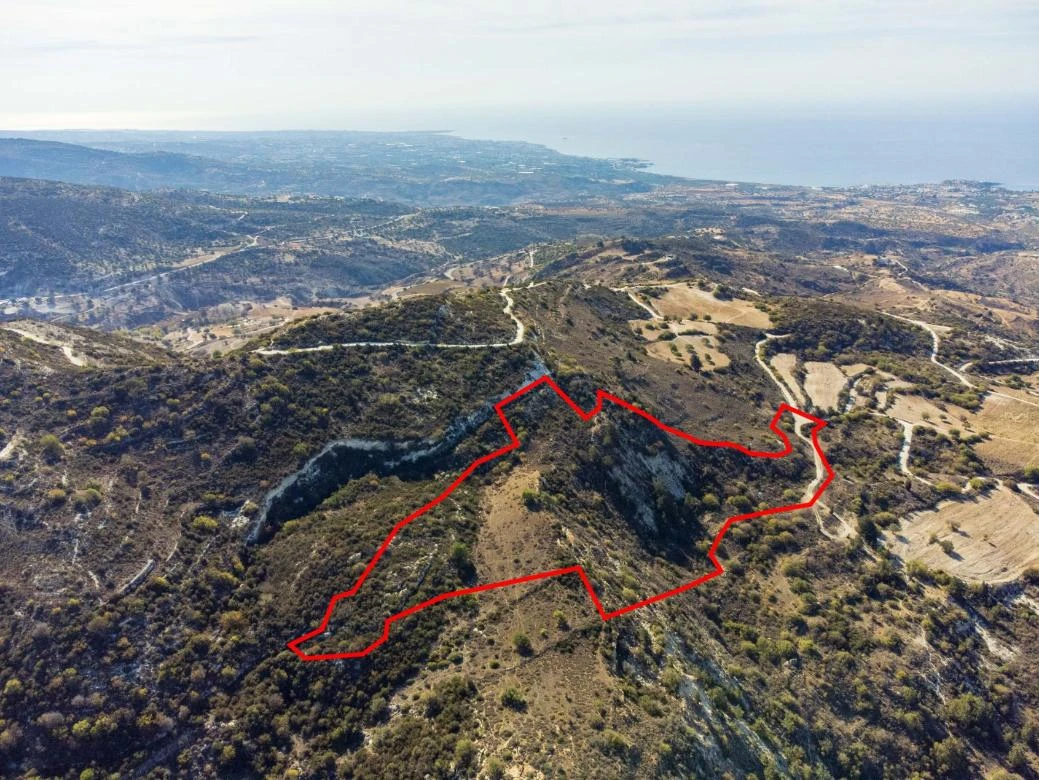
648, 284, 773, 329
803, 361, 847, 412
769, 353, 807, 407
891, 487, 1039, 582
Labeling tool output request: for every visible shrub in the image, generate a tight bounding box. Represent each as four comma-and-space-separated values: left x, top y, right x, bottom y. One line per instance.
192, 515, 219, 532
484, 758, 507, 780
232, 436, 258, 462
449, 542, 474, 578
593, 729, 633, 758
500, 687, 527, 711
512, 633, 533, 656
931, 737, 967, 775
521, 490, 542, 510
72, 488, 103, 511
857, 516, 879, 544
453, 738, 476, 769
39, 434, 64, 462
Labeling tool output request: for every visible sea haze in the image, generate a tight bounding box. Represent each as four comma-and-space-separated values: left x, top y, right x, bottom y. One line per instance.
446, 103, 1039, 190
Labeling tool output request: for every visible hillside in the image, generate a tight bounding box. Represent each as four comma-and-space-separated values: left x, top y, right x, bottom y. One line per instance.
0, 132, 675, 207
2, 245, 1039, 777
0, 161, 1039, 777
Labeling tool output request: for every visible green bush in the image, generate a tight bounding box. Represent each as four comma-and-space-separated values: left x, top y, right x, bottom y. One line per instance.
500, 687, 527, 711
192, 515, 219, 532
449, 542, 475, 579
512, 633, 533, 656
39, 434, 64, 462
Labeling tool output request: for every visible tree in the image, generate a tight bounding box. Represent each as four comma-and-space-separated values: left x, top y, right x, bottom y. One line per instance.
931, 737, 967, 775
857, 516, 879, 544
449, 542, 474, 580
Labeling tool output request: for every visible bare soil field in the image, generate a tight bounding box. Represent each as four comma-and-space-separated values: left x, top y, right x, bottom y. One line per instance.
885, 395, 974, 433
649, 285, 773, 328
840, 363, 872, 377
633, 320, 729, 371
631, 319, 718, 339
158, 297, 338, 353
474, 467, 550, 583
884, 390, 1039, 472
400, 279, 463, 297
646, 335, 730, 371
846, 275, 1037, 333
973, 393, 1039, 472
890, 487, 1039, 583
848, 277, 934, 313
803, 361, 847, 412
770, 353, 807, 407
941, 290, 1038, 330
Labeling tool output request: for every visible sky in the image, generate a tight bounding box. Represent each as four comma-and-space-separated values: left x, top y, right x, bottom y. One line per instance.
2, 0, 1037, 129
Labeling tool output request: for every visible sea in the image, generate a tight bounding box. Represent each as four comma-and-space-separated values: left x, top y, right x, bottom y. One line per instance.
443, 103, 1039, 190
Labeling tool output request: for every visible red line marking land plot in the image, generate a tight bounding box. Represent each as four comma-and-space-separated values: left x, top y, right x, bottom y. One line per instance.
287, 375, 834, 661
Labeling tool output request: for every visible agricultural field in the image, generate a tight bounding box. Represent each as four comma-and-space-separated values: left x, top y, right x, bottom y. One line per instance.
891, 486, 1039, 582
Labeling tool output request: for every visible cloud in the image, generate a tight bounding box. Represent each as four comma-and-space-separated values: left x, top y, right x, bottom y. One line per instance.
12, 35, 261, 55
0, 0, 1035, 127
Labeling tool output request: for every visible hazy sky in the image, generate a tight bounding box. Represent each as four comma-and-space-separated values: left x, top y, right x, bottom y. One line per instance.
3, 0, 1037, 129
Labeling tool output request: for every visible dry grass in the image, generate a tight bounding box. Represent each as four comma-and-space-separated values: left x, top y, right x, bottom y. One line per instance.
650, 285, 773, 328
474, 467, 550, 582
841, 363, 872, 377
770, 353, 807, 407
885, 395, 973, 433
803, 361, 847, 411
633, 320, 729, 371
973, 394, 1039, 472
884, 390, 1039, 472
890, 487, 1039, 583
646, 336, 730, 370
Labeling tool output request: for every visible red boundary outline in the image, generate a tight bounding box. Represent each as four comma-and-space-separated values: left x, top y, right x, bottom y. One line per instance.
287, 374, 833, 661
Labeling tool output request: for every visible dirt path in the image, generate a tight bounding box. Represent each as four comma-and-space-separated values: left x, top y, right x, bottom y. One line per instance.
1, 323, 88, 366
256, 284, 526, 355
99, 227, 270, 295
883, 312, 975, 388
753, 338, 820, 477
618, 288, 663, 320
989, 390, 1039, 409
753, 334, 847, 537
500, 279, 525, 345
893, 419, 932, 485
